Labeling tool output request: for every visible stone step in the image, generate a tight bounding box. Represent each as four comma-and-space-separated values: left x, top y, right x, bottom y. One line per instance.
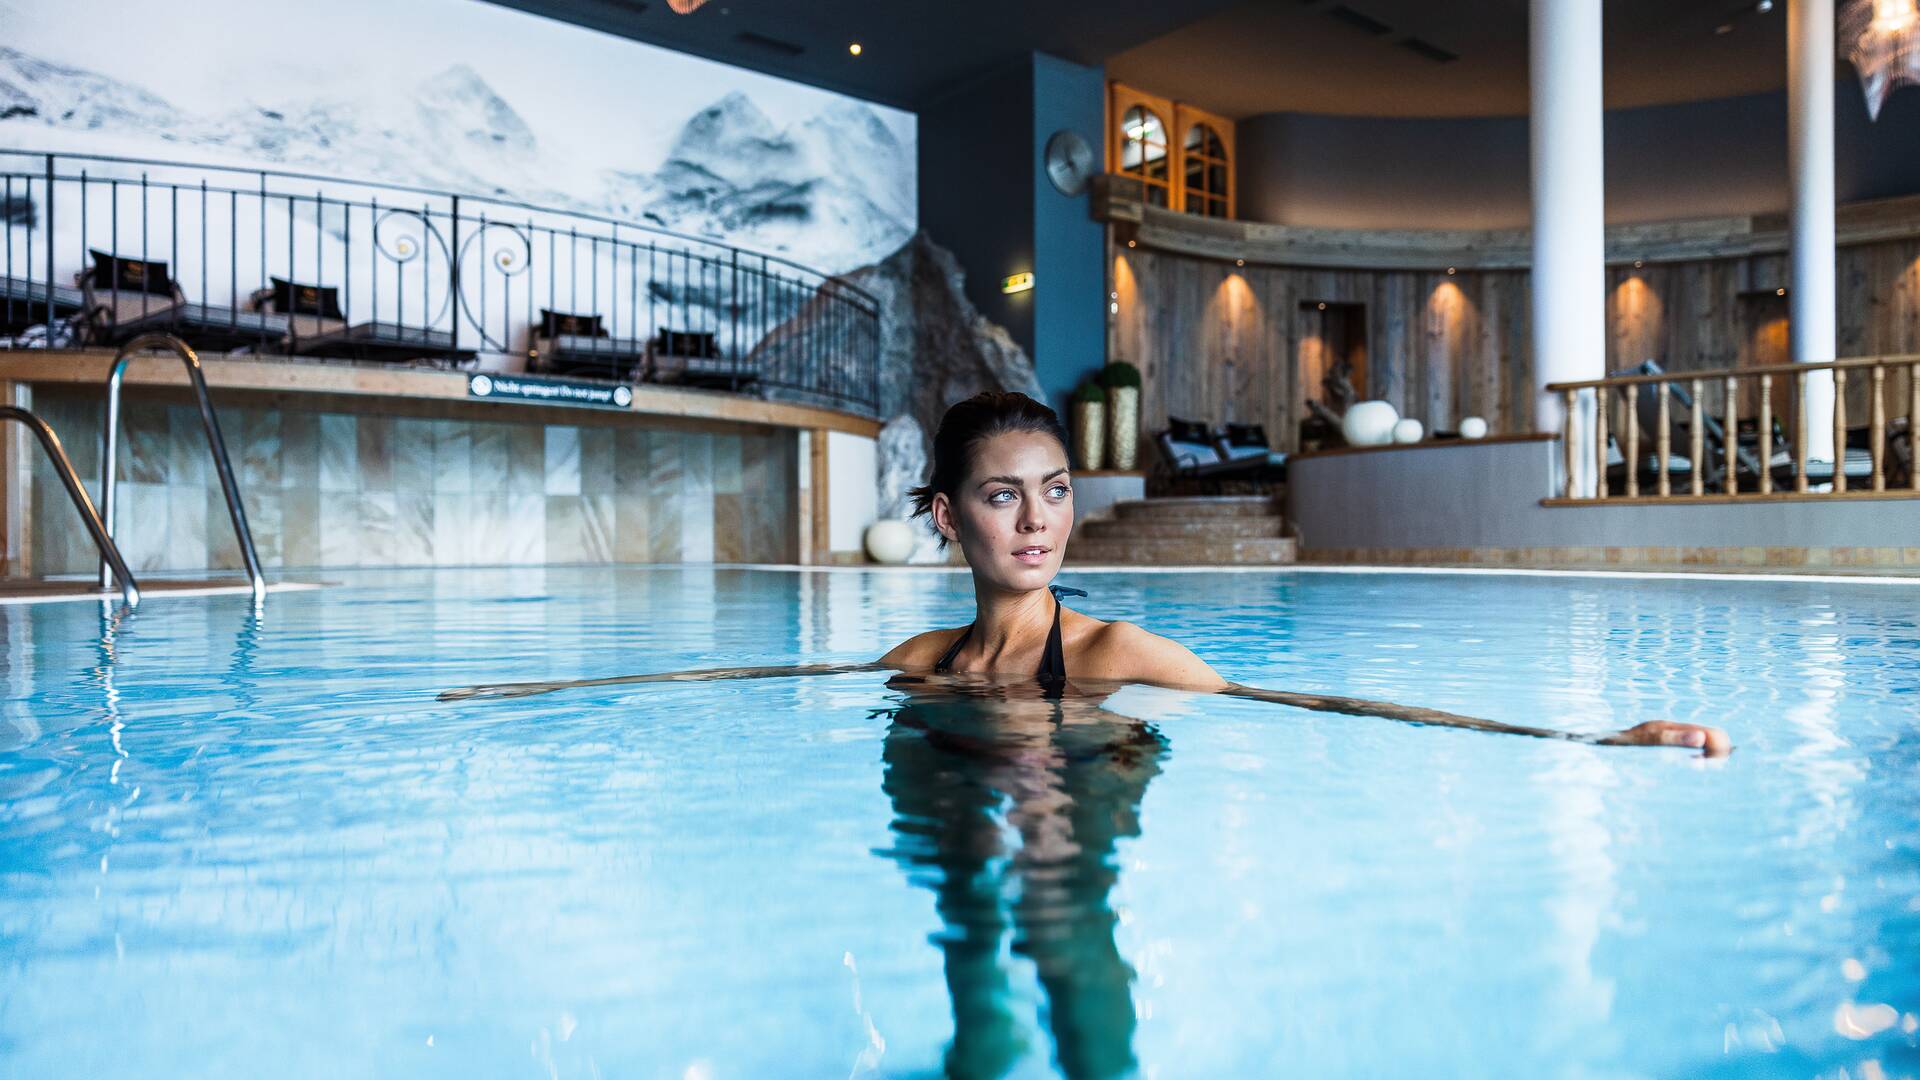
1065, 536, 1298, 565
1113, 496, 1281, 521
1079, 516, 1287, 540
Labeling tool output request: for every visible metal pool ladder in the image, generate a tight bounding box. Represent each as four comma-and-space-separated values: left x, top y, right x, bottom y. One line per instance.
0, 405, 141, 607
99, 334, 266, 602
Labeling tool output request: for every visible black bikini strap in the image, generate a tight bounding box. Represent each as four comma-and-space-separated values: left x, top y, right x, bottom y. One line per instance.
1039, 589, 1067, 684
932, 622, 972, 673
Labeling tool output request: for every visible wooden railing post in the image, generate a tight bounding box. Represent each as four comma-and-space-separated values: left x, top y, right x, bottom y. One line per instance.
1623, 386, 1639, 497
1562, 389, 1578, 498
1911, 360, 1920, 492
1594, 385, 1609, 499
1758, 374, 1773, 495
1689, 378, 1705, 495
1870, 364, 1886, 491
1796, 371, 1810, 493
1723, 377, 1738, 498
1656, 382, 1672, 496
1833, 368, 1849, 493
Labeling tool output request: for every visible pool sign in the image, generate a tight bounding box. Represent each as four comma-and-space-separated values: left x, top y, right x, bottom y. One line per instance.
468, 373, 633, 410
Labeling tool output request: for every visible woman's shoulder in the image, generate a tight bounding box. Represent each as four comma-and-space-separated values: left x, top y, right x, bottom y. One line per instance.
878, 625, 969, 671
1071, 613, 1227, 691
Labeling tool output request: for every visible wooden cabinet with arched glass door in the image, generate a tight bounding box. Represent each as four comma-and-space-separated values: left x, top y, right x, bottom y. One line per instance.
1106, 82, 1235, 219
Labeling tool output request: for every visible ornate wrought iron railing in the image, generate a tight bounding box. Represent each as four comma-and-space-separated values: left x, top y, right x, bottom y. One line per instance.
0, 150, 881, 417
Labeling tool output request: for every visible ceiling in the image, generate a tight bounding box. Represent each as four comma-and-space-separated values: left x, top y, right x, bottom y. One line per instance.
488, 0, 1804, 118
1109, 0, 1795, 119
482, 0, 1250, 111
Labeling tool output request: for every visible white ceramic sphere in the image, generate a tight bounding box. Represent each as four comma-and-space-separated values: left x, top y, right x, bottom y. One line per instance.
1391, 418, 1425, 444
1459, 416, 1489, 440
1341, 400, 1400, 447
864, 518, 916, 565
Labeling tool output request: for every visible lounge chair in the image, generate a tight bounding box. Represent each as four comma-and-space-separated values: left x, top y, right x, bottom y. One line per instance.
1619, 360, 1877, 492
1603, 434, 1693, 493
1212, 422, 1288, 481
1734, 414, 1876, 490
247, 276, 348, 351
648, 328, 754, 390
78, 250, 286, 352
1, 275, 86, 342
529, 309, 646, 382
1153, 416, 1282, 493
290, 320, 477, 367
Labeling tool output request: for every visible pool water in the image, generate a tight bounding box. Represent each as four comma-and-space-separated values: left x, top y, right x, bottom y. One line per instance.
2, 567, 1918, 1078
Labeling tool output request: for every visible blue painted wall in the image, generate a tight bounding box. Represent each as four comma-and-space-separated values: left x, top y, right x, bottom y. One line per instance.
1030, 53, 1109, 421
917, 52, 1110, 420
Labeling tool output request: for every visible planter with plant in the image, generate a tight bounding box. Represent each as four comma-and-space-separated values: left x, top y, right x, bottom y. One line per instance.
1099, 361, 1143, 470
1071, 381, 1107, 470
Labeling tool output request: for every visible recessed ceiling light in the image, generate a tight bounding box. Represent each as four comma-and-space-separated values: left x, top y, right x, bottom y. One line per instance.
1633, 259, 1644, 268
848, 42, 862, 56
1446, 266, 1457, 275
1317, 302, 1327, 310
1235, 259, 1244, 267
1127, 239, 1136, 248
1777, 287, 1787, 295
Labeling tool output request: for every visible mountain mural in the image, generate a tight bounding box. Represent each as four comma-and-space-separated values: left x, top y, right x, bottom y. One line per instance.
0, 46, 913, 275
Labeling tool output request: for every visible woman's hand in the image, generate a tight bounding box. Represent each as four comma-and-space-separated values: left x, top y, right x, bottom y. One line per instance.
1599, 720, 1732, 757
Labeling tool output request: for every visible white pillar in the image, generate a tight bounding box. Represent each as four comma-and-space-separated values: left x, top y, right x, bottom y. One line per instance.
1789, 0, 1838, 463
1530, 0, 1607, 496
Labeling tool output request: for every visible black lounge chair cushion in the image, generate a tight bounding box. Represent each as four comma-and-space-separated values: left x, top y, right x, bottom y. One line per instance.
269, 277, 345, 319
653, 329, 720, 358
539, 309, 607, 338
1222, 422, 1268, 447
88, 250, 174, 295
1167, 415, 1211, 443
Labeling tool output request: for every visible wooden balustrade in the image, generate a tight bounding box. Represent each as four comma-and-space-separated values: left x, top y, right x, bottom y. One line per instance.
1544, 355, 1920, 503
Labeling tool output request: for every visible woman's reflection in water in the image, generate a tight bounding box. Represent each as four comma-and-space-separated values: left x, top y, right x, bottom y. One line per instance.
877, 670, 1168, 1080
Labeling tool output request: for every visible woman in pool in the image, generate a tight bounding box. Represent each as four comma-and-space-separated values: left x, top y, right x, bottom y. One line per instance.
443, 390, 1730, 757
877, 391, 1731, 757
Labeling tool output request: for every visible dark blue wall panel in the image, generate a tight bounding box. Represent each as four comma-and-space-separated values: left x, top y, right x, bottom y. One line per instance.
1031, 53, 1109, 421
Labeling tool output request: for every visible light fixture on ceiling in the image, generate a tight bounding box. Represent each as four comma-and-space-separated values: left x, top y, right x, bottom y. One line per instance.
1634, 259, 1645, 268
1127, 239, 1136, 248
1446, 266, 1457, 275
1756, 0, 1774, 11
848, 42, 863, 56
1317, 302, 1328, 311
1844, 0, 1920, 119
1777, 286, 1788, 295
1235, 259, 1245, 267
667, 0, 709, 12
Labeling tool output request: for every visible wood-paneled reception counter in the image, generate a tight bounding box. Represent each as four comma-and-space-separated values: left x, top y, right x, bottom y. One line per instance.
0, 350, 882, 576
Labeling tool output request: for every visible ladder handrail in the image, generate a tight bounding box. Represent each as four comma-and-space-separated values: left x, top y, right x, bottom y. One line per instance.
1, 405, 140, 607
99, 334, 265, 601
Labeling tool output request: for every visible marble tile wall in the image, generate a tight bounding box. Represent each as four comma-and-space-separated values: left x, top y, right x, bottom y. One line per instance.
25, 389, 798, 574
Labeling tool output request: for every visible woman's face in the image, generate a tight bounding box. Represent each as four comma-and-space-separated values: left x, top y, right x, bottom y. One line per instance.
932, 430, 1073, 591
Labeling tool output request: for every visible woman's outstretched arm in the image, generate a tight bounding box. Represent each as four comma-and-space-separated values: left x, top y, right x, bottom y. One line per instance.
437, 660, 889, 701
1220, 682, 1732, 757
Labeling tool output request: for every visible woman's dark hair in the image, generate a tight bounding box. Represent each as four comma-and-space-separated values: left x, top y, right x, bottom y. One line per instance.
908, 391, 1071, 546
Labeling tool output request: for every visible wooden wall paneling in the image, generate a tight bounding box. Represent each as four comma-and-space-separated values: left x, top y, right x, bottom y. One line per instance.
1110, 234, 1920, 455
1260, 268, 1293, 451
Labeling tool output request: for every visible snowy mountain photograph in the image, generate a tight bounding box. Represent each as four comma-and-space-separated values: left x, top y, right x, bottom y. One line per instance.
0, 0, 915, 273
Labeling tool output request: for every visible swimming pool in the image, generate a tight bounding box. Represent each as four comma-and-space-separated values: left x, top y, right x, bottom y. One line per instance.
2, 566, 1916, 1078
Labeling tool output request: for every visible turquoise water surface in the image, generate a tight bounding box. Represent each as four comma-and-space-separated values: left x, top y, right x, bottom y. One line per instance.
2, 567, 1917, 1078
